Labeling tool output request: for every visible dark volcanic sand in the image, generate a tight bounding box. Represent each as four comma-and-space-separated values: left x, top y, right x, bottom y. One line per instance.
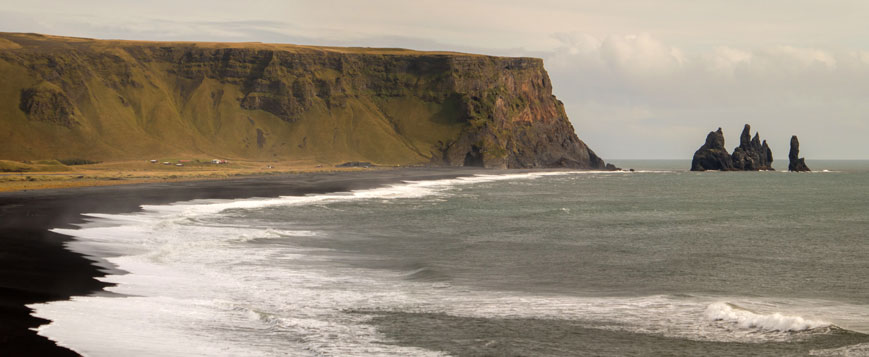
0, 168, 485, 356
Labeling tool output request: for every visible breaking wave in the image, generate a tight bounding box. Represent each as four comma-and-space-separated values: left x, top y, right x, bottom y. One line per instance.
705, 302, 831, 332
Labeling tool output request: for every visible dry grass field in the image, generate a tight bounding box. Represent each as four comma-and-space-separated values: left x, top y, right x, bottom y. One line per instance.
0, 159, 382, 192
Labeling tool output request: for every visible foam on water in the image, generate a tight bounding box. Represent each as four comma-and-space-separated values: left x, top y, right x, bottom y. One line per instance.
704, 302, 830, 332
29, 171, 866, 355
132, 171, 589, 218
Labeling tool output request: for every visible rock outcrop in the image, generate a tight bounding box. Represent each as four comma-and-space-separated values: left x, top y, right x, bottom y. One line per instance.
18, 83, 77, 127
0, 32, 612, 169
730, 124, 773, 170
690, 124, 773, 171
788, 136, 810, 172
691, 128, 733, 171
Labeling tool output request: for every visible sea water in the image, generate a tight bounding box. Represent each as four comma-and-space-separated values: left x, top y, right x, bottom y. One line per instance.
30, 161, 869, 356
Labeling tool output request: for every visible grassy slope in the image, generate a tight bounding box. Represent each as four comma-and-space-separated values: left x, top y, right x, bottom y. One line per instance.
0, 33, 472, 165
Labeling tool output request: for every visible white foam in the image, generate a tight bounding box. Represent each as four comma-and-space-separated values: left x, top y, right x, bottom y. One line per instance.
704, 302, 830, 332
132, 171, 583, 218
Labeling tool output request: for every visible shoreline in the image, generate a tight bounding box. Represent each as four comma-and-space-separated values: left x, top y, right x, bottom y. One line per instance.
0, 167, 497, 356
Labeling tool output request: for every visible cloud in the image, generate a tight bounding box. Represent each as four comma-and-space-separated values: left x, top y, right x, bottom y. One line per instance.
544, 32, 869, 159
599, 33, 686, 76
702, 47, 752, 76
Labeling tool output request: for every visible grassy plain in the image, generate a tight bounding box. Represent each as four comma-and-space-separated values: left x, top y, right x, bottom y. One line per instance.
0, 159, 382, 192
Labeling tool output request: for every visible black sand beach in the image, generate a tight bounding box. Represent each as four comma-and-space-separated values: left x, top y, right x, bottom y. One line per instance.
0, 168, 485, 356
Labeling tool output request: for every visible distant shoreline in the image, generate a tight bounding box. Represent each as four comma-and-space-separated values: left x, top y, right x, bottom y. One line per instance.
0, 167, 497, 355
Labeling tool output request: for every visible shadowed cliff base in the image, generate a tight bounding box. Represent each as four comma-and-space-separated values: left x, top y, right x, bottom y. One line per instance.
0, 32, 613, 170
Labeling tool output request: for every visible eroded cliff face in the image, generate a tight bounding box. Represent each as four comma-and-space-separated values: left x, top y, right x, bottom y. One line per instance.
0, 33, 607, 169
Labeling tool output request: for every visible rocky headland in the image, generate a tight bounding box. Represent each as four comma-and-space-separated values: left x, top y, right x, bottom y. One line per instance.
691, 124, 774, 171
0, 32, 613, 170
788, 136, 811, 172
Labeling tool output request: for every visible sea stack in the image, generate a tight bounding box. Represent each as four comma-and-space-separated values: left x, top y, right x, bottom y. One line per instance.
691, 128, 733, 171
788, 136, 811, 172
690, 124, 774, 171
730, 124, 774, 170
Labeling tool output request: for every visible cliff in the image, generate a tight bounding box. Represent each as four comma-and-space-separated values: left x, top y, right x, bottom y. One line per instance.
0, 33, 608, 169
690, 124, 773, 171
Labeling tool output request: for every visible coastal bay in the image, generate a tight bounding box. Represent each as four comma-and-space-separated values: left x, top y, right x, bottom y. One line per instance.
0, 168, 487, 355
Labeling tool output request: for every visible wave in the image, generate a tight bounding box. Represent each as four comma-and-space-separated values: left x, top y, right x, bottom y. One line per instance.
402, 267, 451, 283
705, 302, 831, 332
127, 171, 585, 219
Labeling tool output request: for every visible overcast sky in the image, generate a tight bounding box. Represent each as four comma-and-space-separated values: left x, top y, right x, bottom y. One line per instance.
3, 0, 868, 159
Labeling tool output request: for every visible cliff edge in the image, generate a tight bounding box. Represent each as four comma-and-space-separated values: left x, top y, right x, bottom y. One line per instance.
0, 33, 608, 169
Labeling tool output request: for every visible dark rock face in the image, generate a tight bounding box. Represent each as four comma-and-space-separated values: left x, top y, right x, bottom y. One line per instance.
691, 124, 773, 171
730, 124, 773, 170
691, 128, 733, 171
433, 58, 609, 169
788, 136, 811, 172
462, 145, 484, 167
19, 85, 77, 127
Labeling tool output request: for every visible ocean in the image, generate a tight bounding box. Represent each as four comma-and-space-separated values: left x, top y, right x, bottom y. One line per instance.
30, 161, 869, 356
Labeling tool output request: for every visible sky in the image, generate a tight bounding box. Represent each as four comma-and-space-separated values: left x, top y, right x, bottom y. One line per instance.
2, 0, 868, 159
